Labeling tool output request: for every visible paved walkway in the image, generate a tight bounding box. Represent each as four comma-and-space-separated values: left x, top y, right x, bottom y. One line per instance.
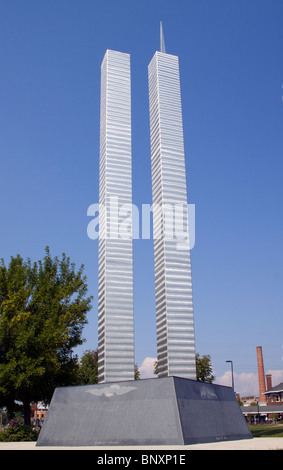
0, 438, 282, 450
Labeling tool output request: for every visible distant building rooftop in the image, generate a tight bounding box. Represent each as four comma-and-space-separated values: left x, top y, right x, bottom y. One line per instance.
241, 404, 283, 414
264, 382, 283, 394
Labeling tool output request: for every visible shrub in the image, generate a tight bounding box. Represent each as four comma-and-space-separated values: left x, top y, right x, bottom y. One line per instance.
0, 425, 39, 442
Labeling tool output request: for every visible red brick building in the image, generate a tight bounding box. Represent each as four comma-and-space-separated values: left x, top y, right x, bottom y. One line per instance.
264, 376, 283, 405
241, 375, 283, 423
241, 347, 283, 423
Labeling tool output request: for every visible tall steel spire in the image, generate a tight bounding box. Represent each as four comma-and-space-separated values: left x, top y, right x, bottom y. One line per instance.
160, 21, 166, 53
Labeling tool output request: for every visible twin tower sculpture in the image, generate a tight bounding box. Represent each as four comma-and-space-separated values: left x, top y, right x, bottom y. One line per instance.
98, 40, 196, 384
36, 30, 254, 448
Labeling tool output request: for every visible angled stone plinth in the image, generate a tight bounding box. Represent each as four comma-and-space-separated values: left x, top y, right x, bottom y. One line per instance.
36, 377, 252, 446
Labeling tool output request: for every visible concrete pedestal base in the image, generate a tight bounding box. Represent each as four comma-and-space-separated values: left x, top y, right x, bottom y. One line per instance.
36, 377, 252, 446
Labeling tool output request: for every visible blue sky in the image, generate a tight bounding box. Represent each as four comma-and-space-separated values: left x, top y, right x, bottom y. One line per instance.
0, 0, 282, 394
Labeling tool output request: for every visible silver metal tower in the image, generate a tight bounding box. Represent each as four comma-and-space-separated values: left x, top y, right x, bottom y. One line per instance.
98, 49, 135, 383
148, 42, 196, 379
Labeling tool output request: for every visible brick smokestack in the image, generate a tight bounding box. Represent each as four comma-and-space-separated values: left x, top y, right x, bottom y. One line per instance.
256, 346, 266, 403
266, 373, 272, 391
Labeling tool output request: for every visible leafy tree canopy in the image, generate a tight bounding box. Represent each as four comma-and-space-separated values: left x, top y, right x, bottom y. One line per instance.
78, 349, 98, 385
195, 353, 215, 383
0, 247, 93, 423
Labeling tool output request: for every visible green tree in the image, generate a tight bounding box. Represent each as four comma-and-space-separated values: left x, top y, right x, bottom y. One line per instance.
134, 363, 140, 380
78, 349, 98, 384
0, 247, 92, 424
195, 353, 215, 383
153, 360, 158, 375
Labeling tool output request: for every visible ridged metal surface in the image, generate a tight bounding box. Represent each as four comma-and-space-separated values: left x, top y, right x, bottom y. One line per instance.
98, 50, 134, 383
148, 51, 196, 379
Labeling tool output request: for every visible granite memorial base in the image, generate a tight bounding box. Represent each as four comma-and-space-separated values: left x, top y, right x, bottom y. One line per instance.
36, 376, 252, 446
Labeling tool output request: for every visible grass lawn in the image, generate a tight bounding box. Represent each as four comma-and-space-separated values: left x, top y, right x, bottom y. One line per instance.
249, 424, 283, 438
